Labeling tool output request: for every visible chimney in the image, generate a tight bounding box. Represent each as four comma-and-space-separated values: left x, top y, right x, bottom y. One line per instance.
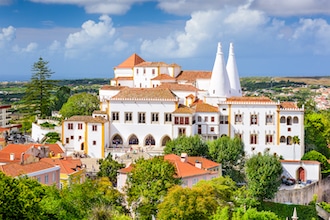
180, 153, 188, 163
195, 160, 202, 169
10, 153, 14, 161
20, 152, 25, 165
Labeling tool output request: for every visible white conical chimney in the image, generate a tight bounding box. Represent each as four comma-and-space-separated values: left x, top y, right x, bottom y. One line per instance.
208, 42, 231, 98
226, 42, 242, 97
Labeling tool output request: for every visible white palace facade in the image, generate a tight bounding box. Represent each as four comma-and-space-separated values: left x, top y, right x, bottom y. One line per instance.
63, 42, 304, 160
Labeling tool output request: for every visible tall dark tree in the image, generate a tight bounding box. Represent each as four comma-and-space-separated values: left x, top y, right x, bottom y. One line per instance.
52, 86, 71, 111
21, 57, 57, 118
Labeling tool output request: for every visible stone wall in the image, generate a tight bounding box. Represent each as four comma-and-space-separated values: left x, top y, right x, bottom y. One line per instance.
273, 176, 330, 205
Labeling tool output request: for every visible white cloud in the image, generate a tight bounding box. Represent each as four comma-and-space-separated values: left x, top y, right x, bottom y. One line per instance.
0, 26, 16, 48
12, 42, 38, 53
65, 15, 127, 58
250, 0, 330, 16
49, 40, 61, 52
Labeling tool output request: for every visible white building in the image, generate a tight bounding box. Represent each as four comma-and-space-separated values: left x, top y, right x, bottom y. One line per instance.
0, 105, 11, 127
98, 42, 304, 160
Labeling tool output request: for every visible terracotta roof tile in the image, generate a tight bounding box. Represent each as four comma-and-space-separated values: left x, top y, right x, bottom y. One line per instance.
187, 157, 220, 169
152, 74, 175, 80
118, 165, 133, 174
41, 157, 82, 175
191, 102, 218, 112
100, 85, 126, 90
1, 143, 64, 157
158, 83, 199, 92
173, 104, 194, 114
66, 116, 108, 123
111, 88, 177, 101
136, 62, 180, 67
280, 102, 298, 109
176, 71, 212, 82
113, 77, 134, 81
0, 161, 56, 177
226, 96, 274, 103
116, 53, 145, 68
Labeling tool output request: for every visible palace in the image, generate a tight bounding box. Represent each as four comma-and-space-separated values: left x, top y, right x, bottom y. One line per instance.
63, 42, 304, 160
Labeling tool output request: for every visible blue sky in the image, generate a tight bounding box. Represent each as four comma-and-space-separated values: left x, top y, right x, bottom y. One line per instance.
1, 0, 330, 81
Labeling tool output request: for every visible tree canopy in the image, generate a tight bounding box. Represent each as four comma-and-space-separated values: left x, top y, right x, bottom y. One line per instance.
126, 157, 180, 219
97, 153, 125, 186
164, 135, 209, 157
20, 57, 57, 118
245, 152, 283, 201
208, 136, 245, 182
59, 92, 99, 118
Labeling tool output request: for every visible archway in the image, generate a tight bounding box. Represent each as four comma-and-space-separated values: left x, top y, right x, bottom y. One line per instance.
145, 135, 155, 146
297, 167, 306, 182
129, 134, 139, 145
287, 116, 292, 125
112, 134, 123, 147
287, 136, 292, 145
161, 135, 171, 146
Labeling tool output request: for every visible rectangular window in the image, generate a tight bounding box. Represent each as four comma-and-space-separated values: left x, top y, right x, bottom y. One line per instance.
250, 114, 258, 125
174, 117, 179, 124
211, 116, 215, 122
185, 117, 189, 125
45, 175, 48, 184
138, 112, 145, 123
266, 135, 273, 144
143, 68, 146, 74
204, 116, 208, 122
198, 125, 202, 134
266, 115, 273, 124
125, 112, 132, 122
112, 112, 119, 121
220, 115, 228, 124
235, 114, 242, 123
93, 140, 96, 145
165, 113, 172, 122
92, 125, 97, 131
210, 127, 214, 132
78, 123, 83, 130
78, 135, 82, 140
70, 135, 74, 140
66, 138, 69, 144
151, 113, 159, 123
136, 69, 139, 74
178, 128, 186, 136
198, 116, 202, 122
180, 117, 184, 125
68, 123, 73, 130
152, 69, 155, 75
250, 134, 257, 144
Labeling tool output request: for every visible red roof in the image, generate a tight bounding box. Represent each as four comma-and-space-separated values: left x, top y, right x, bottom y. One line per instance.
116, 53, 145, 68
0, 161, 56, 177
41, 157, 83, 175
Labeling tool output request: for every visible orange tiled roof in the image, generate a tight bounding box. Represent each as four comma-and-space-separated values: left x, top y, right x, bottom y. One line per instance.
113, 77, 134, 81
111, 87, 177, 100
116, 53, 145, 68
164, 154, 210, 178
187, 157, 220, 169
176, 71, 212, 82
118, 165, 133, 174
281, 160, 320, 164
158, 83, 199, 92
41, 157, 82, 175
191, 102, 218, 113
173, 104, 194, 114
280, 102, 298, 109
66, 116, 108, 123
1, 143, 64, 156
100, 85, 127, 90
0, 161, 56, 177
152, 74, 175, 81
226, 96, 274, 103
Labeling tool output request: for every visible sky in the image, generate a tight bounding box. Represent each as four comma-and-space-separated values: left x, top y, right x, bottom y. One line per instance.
1, 0, 330, 81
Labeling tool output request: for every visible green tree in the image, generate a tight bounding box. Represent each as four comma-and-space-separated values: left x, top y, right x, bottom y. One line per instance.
158, 176, 236, 220
302, 150, 330, 177
304, 112, 330, 157
60, 92, 99, 118
0, 173, 48, 220
232, 208, 280, 220
97, 153, 125, 186
20, 57, 57, 118
208, 136, 245, 182
126, 157, 180, 219
164, 135, 209, 157
245, 152, 283, 201
52, 86, 71, 111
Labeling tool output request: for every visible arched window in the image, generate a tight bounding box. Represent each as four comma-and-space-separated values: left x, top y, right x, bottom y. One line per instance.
112, 134, 123, 146
161, 136, 171, 146
287, 116, 292, 125
145, 135, 155, 146
293, 116, 299, 124
129, 135, 139, 145
280, 136, 286, 143
280, 116, 286, 123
